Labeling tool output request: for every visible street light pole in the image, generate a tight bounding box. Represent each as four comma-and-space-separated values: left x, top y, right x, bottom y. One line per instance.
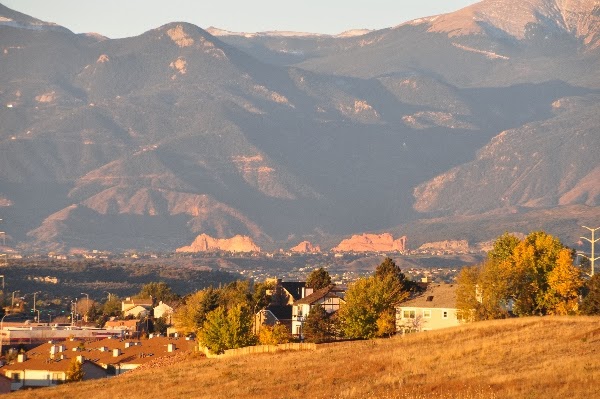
32, 291, 40, 318
581, 226, 600, 277
10, 290, 19, 311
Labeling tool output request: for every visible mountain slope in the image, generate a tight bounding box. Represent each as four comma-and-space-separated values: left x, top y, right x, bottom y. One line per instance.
0, 2, 598, 251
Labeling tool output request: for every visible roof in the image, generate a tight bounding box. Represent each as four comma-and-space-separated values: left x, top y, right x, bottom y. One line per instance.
397, 284, 457, 309
280, 282, 305, 301
294, 285, 344, 306
1, 336, 195, 371
264, 305, 292, 321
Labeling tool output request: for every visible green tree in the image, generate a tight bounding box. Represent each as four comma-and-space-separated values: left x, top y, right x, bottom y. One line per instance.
199, 305, 254, 354
152, 316, 169, 334
306, 268, 332, 290
303, 304, 335, 343
137, 282, 176, 304
173, 288, 220, 335
102, 295, 121, 318
488, 233, 521, 262
456, 265, 481, 322
66, 357, 85, 382
251, 280, 274, 311
581, 274, 600, 315
339, 274, 408, 339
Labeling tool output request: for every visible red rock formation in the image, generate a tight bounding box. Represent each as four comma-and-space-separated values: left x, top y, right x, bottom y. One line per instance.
290, 241, 321, 253
332, 233, 406, 252
176, 233, 260, 253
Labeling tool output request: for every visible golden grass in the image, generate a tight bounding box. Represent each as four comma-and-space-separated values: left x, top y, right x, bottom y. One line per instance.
10, 317, 600, 399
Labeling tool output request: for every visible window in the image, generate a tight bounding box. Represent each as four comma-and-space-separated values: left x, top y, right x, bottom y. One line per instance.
11, 373, 20, 382
423, 309, 431, 318
295, 326, 301, 335
403, 310, 416, 319
51, 373, 61, 383
443, 311, 448, 319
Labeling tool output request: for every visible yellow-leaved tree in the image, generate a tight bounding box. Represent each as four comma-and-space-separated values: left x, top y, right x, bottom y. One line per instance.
544, 248, 583, 315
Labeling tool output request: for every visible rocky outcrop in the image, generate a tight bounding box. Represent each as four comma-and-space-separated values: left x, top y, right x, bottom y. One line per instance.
332, 233, 406, 252
290, 241, 321, 253
417, 240, 469, 252
176, 234, 260, 253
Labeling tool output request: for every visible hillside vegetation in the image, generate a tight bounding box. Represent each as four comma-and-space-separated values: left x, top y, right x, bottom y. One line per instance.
11, 317, 600, 399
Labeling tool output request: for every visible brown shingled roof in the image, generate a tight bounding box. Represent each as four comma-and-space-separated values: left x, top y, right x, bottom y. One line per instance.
398, 284, 457, 309
293, 285, 344, 306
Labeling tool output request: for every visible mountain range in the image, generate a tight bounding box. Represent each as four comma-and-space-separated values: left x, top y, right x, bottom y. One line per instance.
0, 0, 598, 252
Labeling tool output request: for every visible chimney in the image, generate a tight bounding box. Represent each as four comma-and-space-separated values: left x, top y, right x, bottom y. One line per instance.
167, 343, 176, 352
124, 342, 132, 348
76, 355, 85, 364
113, 348, 121, 357
17, 353, 26, 363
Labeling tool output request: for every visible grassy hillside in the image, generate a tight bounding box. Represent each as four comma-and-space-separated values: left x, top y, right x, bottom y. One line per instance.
10, 317, 600, 398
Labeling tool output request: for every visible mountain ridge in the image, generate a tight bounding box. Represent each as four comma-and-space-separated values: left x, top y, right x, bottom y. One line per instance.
0, 1, 598, 252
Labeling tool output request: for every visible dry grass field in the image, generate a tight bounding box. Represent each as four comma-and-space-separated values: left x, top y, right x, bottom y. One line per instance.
9, 317, 600, 399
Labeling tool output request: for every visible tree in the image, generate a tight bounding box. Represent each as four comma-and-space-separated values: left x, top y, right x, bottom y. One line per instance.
544, 249, 583, 315
198, 305, 254, 354
137, 282, 176, 304
488, 233, 521, 263
306, 268, 331, 290
338, 274, 408, 339
152, 316, 169, 334
258, 323, 291, 345
102, 295, 121, 318
173, 288, 220, 335
66, 357, 85, 382
581, 274, 600, 315
456, 266, 481, 322
302, 304, 335, 343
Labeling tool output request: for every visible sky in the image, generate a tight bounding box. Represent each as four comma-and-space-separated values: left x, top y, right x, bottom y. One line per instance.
3, 0, 480, 38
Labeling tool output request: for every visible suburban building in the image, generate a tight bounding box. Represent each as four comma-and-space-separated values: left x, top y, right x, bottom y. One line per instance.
153, 301, 174, 324
0, 335, 195, 390
121, 298, 153, 318
292, 285, 346, 338
395, 283, 460, 333
2, 352, 108, 391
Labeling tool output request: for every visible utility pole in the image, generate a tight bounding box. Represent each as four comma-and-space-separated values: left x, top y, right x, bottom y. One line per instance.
581, 226, 600, 277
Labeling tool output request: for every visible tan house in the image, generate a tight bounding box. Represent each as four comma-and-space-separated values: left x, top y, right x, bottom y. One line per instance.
153, 301, 174, 324
292, 285, 346, 338
1, 352, 107, 391
121, 298, 153, 318
395, 284, 460, 333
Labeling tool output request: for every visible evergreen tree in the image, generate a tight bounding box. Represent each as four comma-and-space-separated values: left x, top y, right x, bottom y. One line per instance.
306, 268, 332, 290
303, 304, 335, 343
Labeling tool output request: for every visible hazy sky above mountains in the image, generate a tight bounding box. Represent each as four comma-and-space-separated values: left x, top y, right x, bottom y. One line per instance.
4, 0, 479, 38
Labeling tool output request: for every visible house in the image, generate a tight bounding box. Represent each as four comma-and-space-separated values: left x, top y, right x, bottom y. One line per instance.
292, 285, 346, 337
1, 352, 108, 391
121, 298, 153, 318
84, 336, 196, 375
395, 283, 460, 333
104, 319, 142, 337
254, 305, 293, 334
153, 301, 174, 324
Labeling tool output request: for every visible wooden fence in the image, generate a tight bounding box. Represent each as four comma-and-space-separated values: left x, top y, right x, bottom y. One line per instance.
199, 342, 316, 359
